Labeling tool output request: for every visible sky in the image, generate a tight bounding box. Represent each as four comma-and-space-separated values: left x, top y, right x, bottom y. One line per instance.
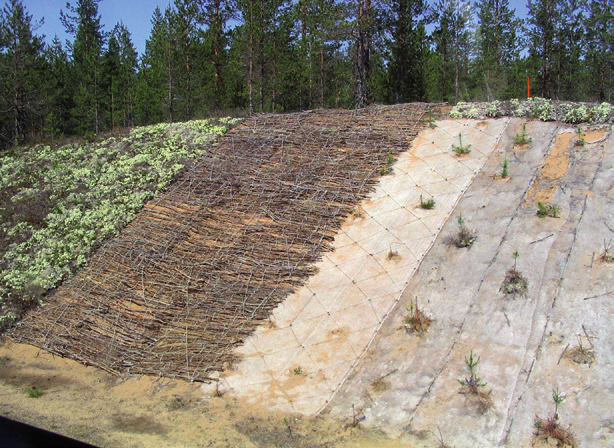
19, 0, 172, 55
16, 0, 529, 57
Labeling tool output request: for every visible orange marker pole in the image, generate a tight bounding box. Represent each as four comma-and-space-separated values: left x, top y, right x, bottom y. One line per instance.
527, 77, 531, 99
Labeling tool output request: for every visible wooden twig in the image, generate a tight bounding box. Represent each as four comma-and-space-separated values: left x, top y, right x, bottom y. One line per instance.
557, 344, 570, 365
530, 233, 554, 245
582, 291, 613, 301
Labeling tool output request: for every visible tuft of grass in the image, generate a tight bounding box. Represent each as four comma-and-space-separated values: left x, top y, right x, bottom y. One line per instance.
453, 133, 471, 155
167, 394, 194, 410
515, 123, 532, 145
403, 298, 432, 336
537, 201, 560, 218
501, 268, 528, 295
501, 251, 528, 296
447, 214, 477, 248
386, 247, 401, 261
213, 381, 224, 397
435, 427, 452, 448
370, 369, 397, 393
292, 366, 305, 376
534, 388, 576, 447
458, 351, 492, 414
27, 386, 44, 398
380, 153, 395, 175
370, 377, 390, 393
565, 325, 596, 366
420, 194, 436, 210
599, 239, 614, 263
342, 404, 365, 431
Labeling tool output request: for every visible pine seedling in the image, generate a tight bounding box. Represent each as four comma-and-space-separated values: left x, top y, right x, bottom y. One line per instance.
515, 123, 532, 145
501, 157, 509, 178
420, 194, 435, 209
453, 133, 471, 155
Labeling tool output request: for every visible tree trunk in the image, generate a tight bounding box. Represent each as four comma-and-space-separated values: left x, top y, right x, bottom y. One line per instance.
320, 45, 325, 108
167, 40, 174, 123
248, 2, 254, 113
355, 0, 371, 108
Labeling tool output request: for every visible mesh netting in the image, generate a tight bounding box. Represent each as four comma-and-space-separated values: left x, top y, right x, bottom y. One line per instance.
10, 104, 432, 381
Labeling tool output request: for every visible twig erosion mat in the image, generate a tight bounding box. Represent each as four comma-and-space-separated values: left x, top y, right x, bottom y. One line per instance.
11, 104, 431, 381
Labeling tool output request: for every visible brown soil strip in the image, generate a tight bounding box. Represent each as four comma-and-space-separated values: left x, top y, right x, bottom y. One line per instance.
584, 128, 607, 143
541, 132, 572, 182
524, 132, 572, 207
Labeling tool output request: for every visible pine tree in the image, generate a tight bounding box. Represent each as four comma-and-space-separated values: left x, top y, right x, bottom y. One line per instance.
114, 23, 137, 127
432, 0, 474, 103
474, 0, 520, 100
173, 0, 203, 120
554, 0, 586, 100
235, 0, 294, 112
585, 0, 612, 101
102, 23, 137, 129
354, 0, 375, 107
41, 36, 73, 139
201, 0, 236, 112
383, 0, 431, 103
136, 6, 176, 124
294, 0, 343, 109
526, 0, 557, 98
61, 0, 106, 134
0, 0, 46, 148
102, 31, 121, 128
265, 1, 295, 111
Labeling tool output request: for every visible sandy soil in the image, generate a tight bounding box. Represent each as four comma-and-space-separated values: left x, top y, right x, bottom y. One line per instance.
583, 127, 607, 143
0, 340, 415, 448
523, 130, 572, 207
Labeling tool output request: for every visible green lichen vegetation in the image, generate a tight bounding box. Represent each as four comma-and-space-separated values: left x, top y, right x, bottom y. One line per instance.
0, 118, 241, 329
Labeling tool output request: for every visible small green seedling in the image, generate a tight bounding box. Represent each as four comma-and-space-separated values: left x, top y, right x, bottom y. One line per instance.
537, 201, 560, 218
448, 214, 477, 248
423, 109, 437, 128
458, 351, 492, 413
515, 123, 532, 145
501, 157, 509, 178
501, 251, 528, 296
453, 133, 471, 155
575, 126, 585, 146
292, 366, 305, 376
420, 194, 436, 210
27, 386, 43, 398
403, 297, 432, 335
458, 351, 485, 391
534, 388, 576, 447
380, 153, 395, 175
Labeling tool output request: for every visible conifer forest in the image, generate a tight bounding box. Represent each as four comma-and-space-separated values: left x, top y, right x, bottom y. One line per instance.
0, 0, 612, 149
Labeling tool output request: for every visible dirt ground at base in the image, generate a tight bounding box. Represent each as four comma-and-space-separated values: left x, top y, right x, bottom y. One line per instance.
0, 340, 415, 448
